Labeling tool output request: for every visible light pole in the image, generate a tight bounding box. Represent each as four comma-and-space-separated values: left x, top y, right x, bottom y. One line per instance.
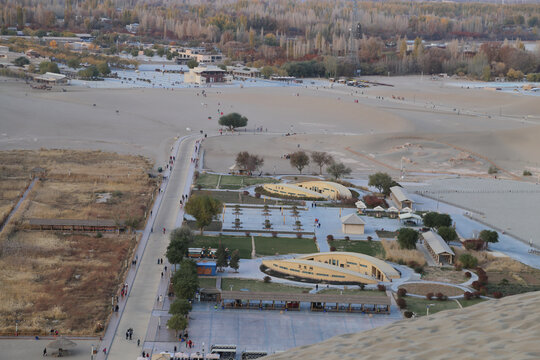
426, 303, 436, 316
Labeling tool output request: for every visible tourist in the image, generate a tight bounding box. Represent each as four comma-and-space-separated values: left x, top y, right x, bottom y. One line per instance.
137, 339, 140, 346
43, 348, 47, 356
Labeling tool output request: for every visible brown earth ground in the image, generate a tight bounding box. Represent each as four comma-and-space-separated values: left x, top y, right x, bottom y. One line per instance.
421, 267, 470, 284
0, 150, 156, 335
399, 283, 465, 297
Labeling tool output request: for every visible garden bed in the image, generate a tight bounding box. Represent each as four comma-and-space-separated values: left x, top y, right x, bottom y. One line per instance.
398, 283, 466, 297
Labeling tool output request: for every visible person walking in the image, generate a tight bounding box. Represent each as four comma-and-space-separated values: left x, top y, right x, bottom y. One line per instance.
43, 348, 47, 356
137, 339, 140, 347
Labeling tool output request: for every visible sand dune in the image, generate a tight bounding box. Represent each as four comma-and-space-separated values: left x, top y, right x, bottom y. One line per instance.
263, 291, 540, 360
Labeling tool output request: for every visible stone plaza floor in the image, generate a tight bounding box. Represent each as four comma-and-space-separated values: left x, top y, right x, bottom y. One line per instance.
147, 302, 402, 356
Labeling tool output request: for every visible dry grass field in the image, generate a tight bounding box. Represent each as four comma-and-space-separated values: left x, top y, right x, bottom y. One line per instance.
381, 240, 427, 266
0, 150, 156, 335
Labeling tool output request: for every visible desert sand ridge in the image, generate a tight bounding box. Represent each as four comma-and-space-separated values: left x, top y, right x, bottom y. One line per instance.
263, 291, 540, 360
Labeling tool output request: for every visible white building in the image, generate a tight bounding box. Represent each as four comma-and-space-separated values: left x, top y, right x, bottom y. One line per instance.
176, 47, 223, 64
184, 66, 230, 85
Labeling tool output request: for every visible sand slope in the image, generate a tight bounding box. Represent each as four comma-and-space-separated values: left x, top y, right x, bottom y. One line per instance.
263, 292, 540, 360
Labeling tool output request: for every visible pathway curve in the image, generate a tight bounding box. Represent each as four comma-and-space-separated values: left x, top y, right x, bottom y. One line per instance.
0, 177, 37, 232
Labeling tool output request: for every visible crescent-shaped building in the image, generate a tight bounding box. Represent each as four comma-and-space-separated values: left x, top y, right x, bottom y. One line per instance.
262, 252, 400, 284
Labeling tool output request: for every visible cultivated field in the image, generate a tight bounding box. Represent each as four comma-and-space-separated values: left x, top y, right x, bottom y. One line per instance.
0, 150, 156, 335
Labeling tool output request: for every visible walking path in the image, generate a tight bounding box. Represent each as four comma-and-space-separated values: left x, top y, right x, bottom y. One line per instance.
0, 177, 37, 232
99, 134, 201, 360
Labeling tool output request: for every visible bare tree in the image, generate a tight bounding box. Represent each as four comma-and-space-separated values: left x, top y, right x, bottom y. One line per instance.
311, 152, 333, 175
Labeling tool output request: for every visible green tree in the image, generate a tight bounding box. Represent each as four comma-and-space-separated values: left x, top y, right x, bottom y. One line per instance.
166, 227, 194, 268
289, 151, 310, 174
67, 57, 80, 69
184, 195, 222, 235
169, 298, 192, 316
479, 229, 499, 249
144, 48, 154, 57
397, 228, 419, 249
437, 226, 457, 242
311, 152, 334, 175
261, 66, 276, 78
13, 56, 29, 67
78, 65, 99, 79
326, 162, 351, 180
39, 61, 60, 74
187, 59, 199, 68
172, 259, 199, 299
368, 172, 398, 196
215, 243, 228, 271
229, 249, 240, 273
167, 314, 188, 336
219, 113, 248, 131
97, 62, 111, 76
459, 254, 478, 268
423, 212, 452, 228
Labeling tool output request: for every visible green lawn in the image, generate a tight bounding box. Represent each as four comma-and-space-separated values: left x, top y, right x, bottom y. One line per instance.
192, 235, 252, 259
198, 277, 218, 289
318, 288, 387, 297
192, 190, 296, 205
404, 296, 486, 317
196, 173, 220, 188
221, 278, 308, 293
328, 239, 385, 258
255, 236, 317, 256
196, 173, 278, 190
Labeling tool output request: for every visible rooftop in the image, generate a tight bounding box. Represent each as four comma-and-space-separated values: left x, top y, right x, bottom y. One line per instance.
422, 230, 455, 255
390, 186, 412, 203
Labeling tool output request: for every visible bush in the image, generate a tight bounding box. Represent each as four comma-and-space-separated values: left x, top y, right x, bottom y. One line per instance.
404, 311, 413, 318
96, 232, 103, 238
397, 288, 407, 297
377, 284, 386, 292
523, 170, 532, 176
271, 231, 278, 238
254, 192, 261, 198
397, 228, 419, 249
472, 291, 481, 298
414, 266, 424, 274
459, 254, 478, 269
471, 281, 482, 290
492, 291, 503, 299
454, 264, 462, 271
296, 233, 302, 239
488, 165, 499, 174
263, 276, 271, 283
367, 236, 372, 242
359, 284, 366, 290
396, 298, 407, 309
344, 236, 350, 241
362, 195, 385, 208
245, 232, 251, 237
463, 291, 473, 300
426, 292, 434, 300
327, 234, 334, 241
330, 246, 337, 252
465, 271, 472, 278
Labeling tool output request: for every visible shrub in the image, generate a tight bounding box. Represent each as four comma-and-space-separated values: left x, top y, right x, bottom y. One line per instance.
463, 291, 473, 300
465, 271, 472, 278
344, 236, 350, 241
523, 170, 532, 176
396, 298, 407, 309
397, 228, 419, 249
488, 165, 498, 174
463, 239, 485, 251
377, 284, 386, 292
245, 232, 251, 237
397, 288, 407, 297
426, 292, 434, 300
367, 236, 372, 242
271, 231, 278, 237
327, 234, 334, 241
330, 246, 337, 252
438, 294, 448, 301
254, 192, 261, 198
414, 266, 424, 274
296, 233, 302, 239
96, 232, 103, 238
362, 195, 385, 208
359, 284, 366, 290
471, 281, 482, 290
263, 276, 271, 283
493, 291, 503, 299
404, 311, 413, 318
459, 254, 478, 269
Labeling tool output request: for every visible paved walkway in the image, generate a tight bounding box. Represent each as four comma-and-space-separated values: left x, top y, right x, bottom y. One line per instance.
101, 135, 201, 360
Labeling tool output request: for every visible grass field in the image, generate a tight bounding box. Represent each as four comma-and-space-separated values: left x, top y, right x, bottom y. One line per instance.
192, 235, 252, 259
198, 277, 218, 289
0, 150, 155, 336
403, 296, 485, 317
255, 236, 318, 256
328, 239, 385, 258
318, 288, 387, 297
221, 278, 308, 293
195, 173, 278, 190
192, 235, 318, 258
192, 190, 296, 205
